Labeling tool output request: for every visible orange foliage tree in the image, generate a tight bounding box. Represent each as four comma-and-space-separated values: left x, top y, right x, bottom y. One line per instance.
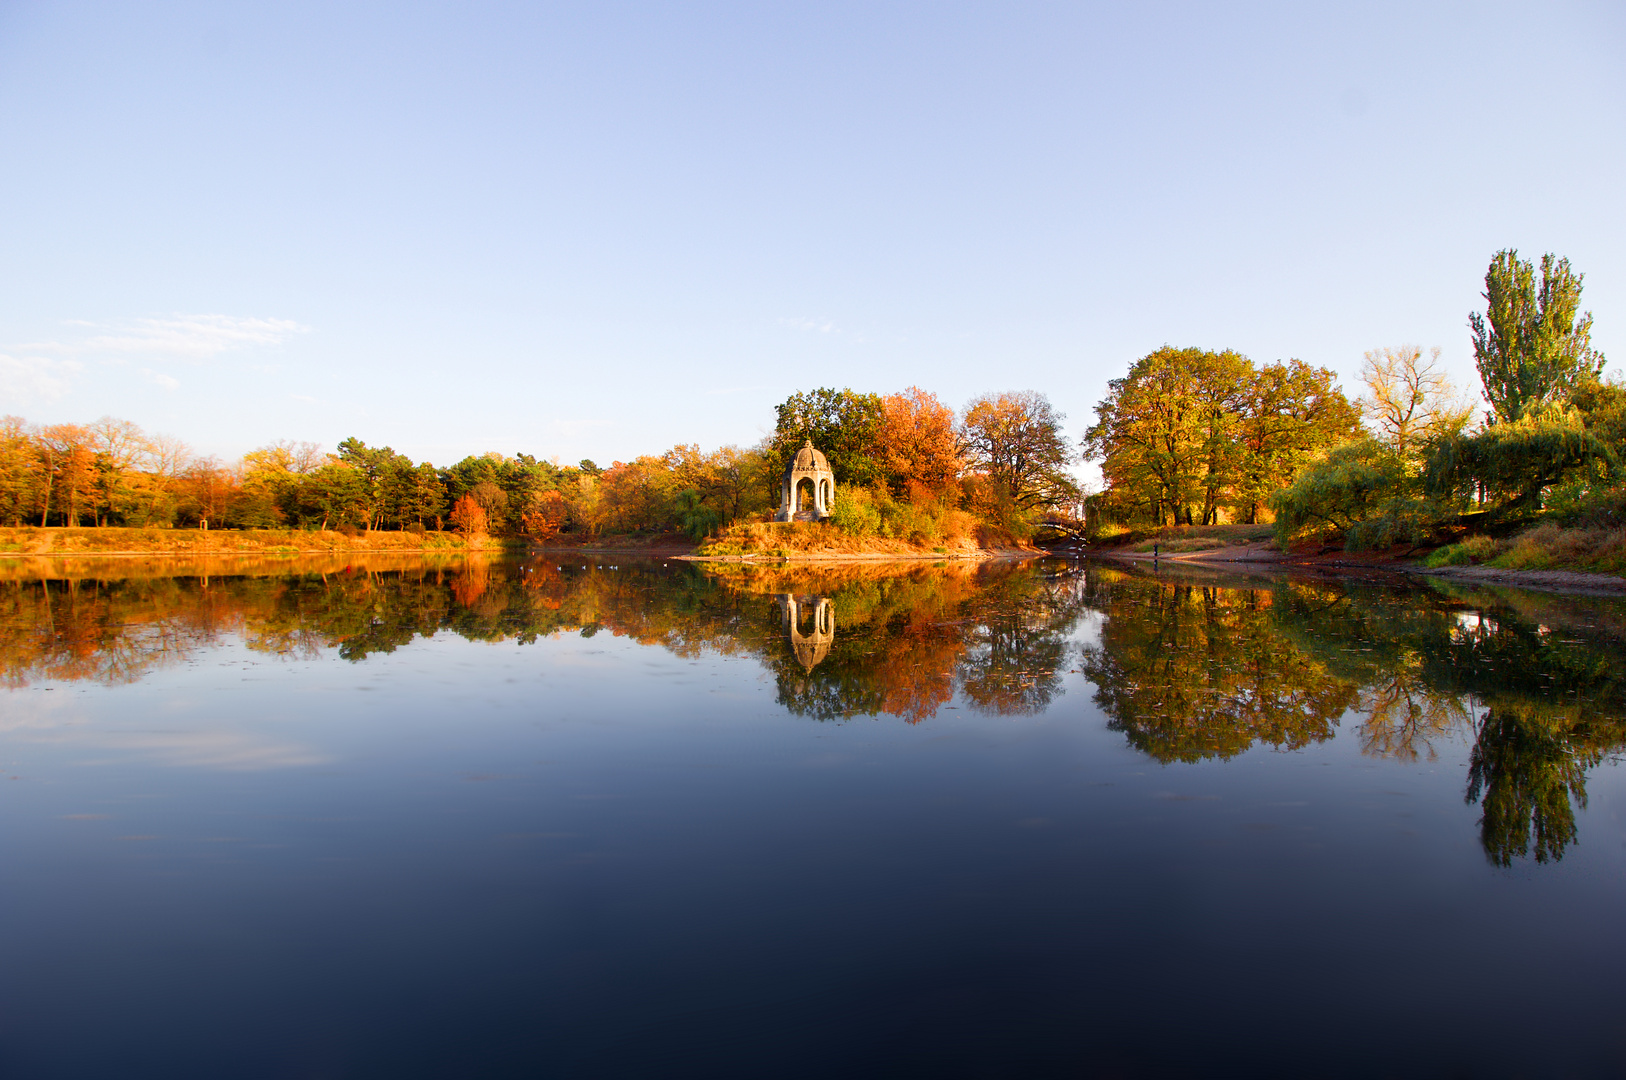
448, 494, 489, 536
521, 489, 568, 540
878, 387, 963, 498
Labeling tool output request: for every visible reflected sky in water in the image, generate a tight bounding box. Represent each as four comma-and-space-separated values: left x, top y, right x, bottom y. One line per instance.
1, 555, 1625, 1078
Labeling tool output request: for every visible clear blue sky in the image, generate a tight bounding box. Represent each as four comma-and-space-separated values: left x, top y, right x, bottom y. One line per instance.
1, 1, 1622, 473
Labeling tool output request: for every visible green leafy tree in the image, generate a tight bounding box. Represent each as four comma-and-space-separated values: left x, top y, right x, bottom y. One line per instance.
1269, 438, 1422, 549
298, 463, 368, 530
1471, 250, 1604, 423
1233, 359, 1362, 523
1466, 706, 1590, 866
672, 488, 721, 540
1085, 348, 1250, 525
770, 388, 886, 489
402, 462, 446, 527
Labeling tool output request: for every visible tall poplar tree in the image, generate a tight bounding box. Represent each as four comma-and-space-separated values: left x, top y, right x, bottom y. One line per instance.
1470, 250, 1604, 422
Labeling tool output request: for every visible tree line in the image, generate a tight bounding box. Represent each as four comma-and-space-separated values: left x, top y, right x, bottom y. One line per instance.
0, 387, 1080, 541
1085, 248, 1618, 547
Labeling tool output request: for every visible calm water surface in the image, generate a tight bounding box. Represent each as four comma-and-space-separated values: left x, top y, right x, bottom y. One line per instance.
2, 553, 1624, 1078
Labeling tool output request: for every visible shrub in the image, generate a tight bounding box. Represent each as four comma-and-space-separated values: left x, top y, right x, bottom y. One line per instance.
1424, 535, 1502, 567
1494, 524, 1626, 573
1546, 483, 1626, 529
830, 487, 883, 537
1270, 438, 1443, 550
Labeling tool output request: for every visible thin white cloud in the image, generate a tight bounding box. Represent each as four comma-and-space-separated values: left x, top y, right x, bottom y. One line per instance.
2, 313, 307, 405
0, 353, 84, 405
80, 314, 309, 360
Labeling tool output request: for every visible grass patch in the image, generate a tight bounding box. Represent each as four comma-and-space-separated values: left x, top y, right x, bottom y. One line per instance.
1487, 525, 1626, 575
1424, 534, 1504, 568
694, 518, 1025, 558
0, 526, 494, 555
1104, 523, 1275, 551
1421, 525, 1626, 575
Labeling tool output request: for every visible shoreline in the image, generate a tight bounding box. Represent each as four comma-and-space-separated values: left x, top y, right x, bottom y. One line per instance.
675, 547, 1040, 563
1080, 543, 1626, 595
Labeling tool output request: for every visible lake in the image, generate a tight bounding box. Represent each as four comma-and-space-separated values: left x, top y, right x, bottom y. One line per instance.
2, 553, 1624, 1078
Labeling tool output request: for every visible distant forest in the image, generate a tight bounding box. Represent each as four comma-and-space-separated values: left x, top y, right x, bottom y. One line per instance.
1, 249, 1617, 549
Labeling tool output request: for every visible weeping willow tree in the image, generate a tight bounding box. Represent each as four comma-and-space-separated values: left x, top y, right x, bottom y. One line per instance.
1424, 407, 1618, 517
1268, 438, 1440, 549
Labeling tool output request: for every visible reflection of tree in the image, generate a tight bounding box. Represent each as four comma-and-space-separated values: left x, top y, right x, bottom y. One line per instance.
0, 577, 236, 686
1079, 575, 1359, 762
1356, 656, 1468, 762
960, 614, 1069, 716
765, 564, 1086, 723
1078, 562, 1626, 865
1465, 704, 1592, 866
0, 559, 1085, 729
13, 552, 1626, 870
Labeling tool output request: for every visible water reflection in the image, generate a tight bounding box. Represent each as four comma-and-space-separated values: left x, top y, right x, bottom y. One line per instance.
4, 553, 1626, 866
779, 594, 834, 671
1078, 561, 1626, 866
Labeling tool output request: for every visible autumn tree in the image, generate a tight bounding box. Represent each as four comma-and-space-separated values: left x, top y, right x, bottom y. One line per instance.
0, 417, 42, 526
1471, 250, 1605, 423
878, 386, 962, 497
468, 480, 510, 532
135, 432, 192, 526
1084, 349, 1249, 525
1232, 360, 1362, 523
960, 390, 1078, 512
448, 494, 489, 537
1088, 349, 1358, 526
520, 489, 568, 540
1360, 346, 1473, 459
238, 443, 307, 528
87, 416, 151, 525
180, 456, 235, 528
38, 425, 98, 527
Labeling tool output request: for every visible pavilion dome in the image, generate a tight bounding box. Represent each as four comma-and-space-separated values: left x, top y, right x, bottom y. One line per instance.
793, 440, 831, 473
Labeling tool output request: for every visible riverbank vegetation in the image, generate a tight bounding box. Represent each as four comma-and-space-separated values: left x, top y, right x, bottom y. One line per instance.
1085, 248, 1622, 573
0, 525, 503, 557
0, 385, 1074, 555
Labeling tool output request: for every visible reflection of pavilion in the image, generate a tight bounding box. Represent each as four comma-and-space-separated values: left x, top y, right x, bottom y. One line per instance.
778, 594, 835, 671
